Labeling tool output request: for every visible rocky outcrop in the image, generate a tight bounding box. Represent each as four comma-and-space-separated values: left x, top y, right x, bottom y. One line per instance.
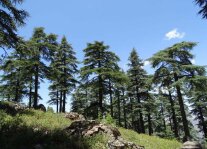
36, 104, 46, 112
0, 101, 26, 115
64, 112, 85, 121
108, 137, 144, 149
65, 120, 144, 149
181, 141, 202, 149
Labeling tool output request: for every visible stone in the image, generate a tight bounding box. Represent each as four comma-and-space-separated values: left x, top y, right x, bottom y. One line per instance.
181, 141, 202, 149
34, 144, 43, 149
108, 139, 125, 149
65, 119, 144, 149
36, 104, 46, 112
64, 112, 85, 121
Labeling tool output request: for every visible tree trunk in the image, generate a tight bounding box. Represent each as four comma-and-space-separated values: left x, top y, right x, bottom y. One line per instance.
174, 73, 190, 141
136, 85, 145, 133
59, 91, 62, 113
109, 78, 113, 117
29, 81, 32, 108
34, 65, 39, 108
117, 90, 121, 126
160, 104, 166, 131
63, 55, 67, 113
148, 112, 153, 135
56, 91, 59, 113
62, 90, 66, 112
198, 106, 207, 138
168, 90, 179, 139
98, 75, 104, 117
14, 80, 20, 102
122, 90, 127, 128
98, 51, 104, 117
130, 97, 134, 129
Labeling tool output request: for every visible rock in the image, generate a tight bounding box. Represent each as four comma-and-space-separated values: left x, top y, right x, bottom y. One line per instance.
108, 136, 145, 149
181, 141, 202, 149
65, 120, 144, 149
0, 101, 26, 115
65, 120, 99, 136
108, 139, 125, 149
36, 104, 46, 112
64, 112, 85, 121
34, 144, 43, 149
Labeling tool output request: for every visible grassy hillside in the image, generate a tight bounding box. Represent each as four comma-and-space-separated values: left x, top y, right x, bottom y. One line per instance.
119, 128, 181, 149
0, 101, 182, 149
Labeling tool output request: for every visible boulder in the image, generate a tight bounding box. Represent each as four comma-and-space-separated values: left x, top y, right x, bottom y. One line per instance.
181, 141, 202, 149
65, 120, 144, 149
108, 136, 144, 149
64, 112, 85, 121
0, 101, 26, 115
36, 104, 46, 112
34, 144, 43, 149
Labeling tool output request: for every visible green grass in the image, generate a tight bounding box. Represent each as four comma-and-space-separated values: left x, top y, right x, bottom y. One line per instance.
0, 107, 108, 149
119, 127, 182, 149
0, 101, 183, 149
19, 109, 71, 131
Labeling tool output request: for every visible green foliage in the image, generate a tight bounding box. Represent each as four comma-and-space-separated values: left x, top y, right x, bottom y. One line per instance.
47, 106, 54, 113
195, 0, 207, 19
127, 48, 147, 133
48, 36, 78, 113
148, 41, 206, 140
0, 0, 28, 48
101, 113, 116, 126
80, 41, 120, 117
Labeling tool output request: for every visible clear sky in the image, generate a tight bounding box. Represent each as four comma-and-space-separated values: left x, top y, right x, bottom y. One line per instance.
17, 0, 207, 111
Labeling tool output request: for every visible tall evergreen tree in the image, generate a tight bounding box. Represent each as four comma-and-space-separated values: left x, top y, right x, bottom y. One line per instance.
127, 48, 147, 133
195, 0, 207, 18
152, 63, 179, 139
0, 0, 28, 48
80, 41, 120, 117
149, 41, 205, 141
0, 39, 29, 102
27, 27, 54, 108
188, 72, 207, 139
48, 36, 78, 112
59, 36, 78, 112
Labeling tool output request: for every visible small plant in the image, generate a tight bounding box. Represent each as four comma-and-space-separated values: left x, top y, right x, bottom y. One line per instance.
100, 113, 116, 126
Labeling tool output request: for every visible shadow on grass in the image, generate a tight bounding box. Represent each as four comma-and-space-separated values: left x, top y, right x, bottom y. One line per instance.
0, 124, 91, 149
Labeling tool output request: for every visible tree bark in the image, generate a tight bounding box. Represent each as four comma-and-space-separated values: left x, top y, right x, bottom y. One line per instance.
160, 104, 166, 131
130, 97, 135, 129
136, 85, 145, 133
29, 81, 32, 108
62, 90, 66, 112
117, 90, 121, 126
122, 90, 127, 128
148, 112, 153, 135
59, 91, 62, 113
174, 73, 190, 141
56, 91, 59, 113
198, 106, 207, 138
168, 90, 179, 139
109, 78, 113, 117
98, 51, 104, 117
98, 75, 104, 117
34, 64, 39, 108
14, 80, 20, 102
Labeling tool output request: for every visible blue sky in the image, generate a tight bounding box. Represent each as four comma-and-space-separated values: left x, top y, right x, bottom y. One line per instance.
16, 0, 207, 111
